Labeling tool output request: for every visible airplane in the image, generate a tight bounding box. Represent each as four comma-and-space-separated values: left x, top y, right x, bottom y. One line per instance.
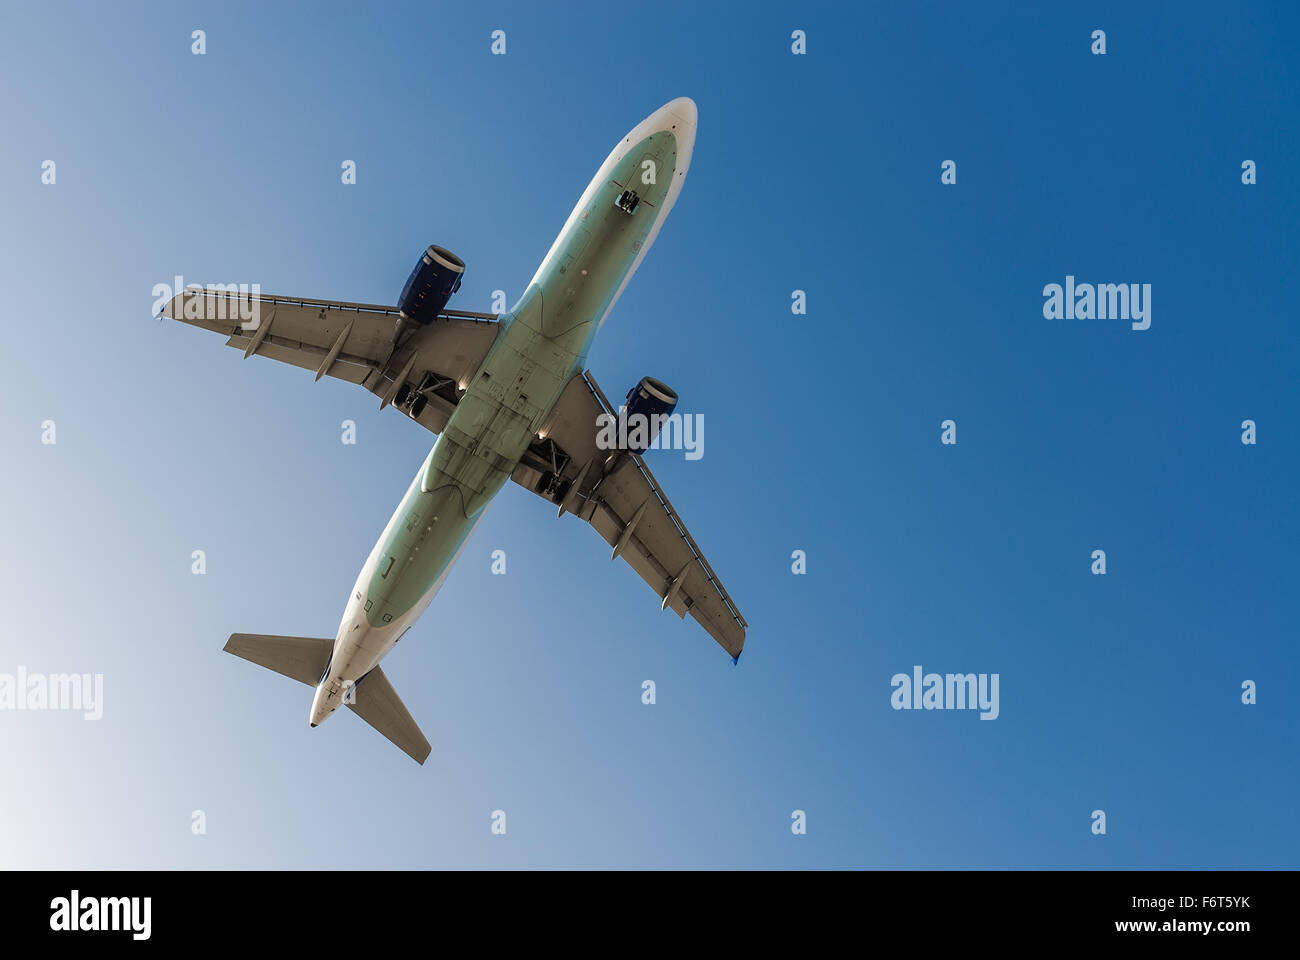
163, 98, 747, 764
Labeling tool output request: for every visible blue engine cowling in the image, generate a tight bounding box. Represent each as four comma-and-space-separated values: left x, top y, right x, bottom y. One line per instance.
621, 376, 679, 453
397, 245, 465, 324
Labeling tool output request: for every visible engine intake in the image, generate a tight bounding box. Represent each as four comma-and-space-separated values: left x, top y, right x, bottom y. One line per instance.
398, 245, 465, 325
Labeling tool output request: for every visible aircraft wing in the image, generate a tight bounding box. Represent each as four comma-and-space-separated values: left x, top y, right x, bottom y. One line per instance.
510, 372, 748, 659
162, 289, 500, 435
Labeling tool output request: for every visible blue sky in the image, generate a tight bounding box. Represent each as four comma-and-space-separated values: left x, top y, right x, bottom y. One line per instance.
0, 1, 1295, 867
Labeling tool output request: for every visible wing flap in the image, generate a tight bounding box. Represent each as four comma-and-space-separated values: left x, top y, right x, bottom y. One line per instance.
224, 332, 375, 384
587, 500, 689, 618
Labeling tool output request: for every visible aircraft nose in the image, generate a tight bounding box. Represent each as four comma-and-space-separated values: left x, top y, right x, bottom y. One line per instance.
651, 97, 697, 172
663, 96, 697, 128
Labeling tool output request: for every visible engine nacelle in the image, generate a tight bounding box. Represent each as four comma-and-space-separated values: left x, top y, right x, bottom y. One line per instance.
397, 244, 465, 324
620, 376, 679, 453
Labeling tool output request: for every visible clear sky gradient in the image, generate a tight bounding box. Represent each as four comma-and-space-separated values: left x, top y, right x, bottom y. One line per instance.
0, 1, 1296, 867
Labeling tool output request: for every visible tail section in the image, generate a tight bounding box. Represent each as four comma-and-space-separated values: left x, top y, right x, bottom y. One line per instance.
224, 633, 331, 685
223, 633, 431, 765
346, 666, 432, 765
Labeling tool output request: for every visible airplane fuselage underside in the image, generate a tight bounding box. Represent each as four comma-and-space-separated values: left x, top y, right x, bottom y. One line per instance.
309, 106, 694, 726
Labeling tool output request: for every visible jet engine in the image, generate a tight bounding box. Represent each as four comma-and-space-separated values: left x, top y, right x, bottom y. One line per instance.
394, 244, 465, 341
620, 376, 678, 453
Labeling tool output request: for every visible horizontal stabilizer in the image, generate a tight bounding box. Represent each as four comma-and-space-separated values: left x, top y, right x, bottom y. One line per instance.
348, 667, 432, 764
224, 634, 332, 686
